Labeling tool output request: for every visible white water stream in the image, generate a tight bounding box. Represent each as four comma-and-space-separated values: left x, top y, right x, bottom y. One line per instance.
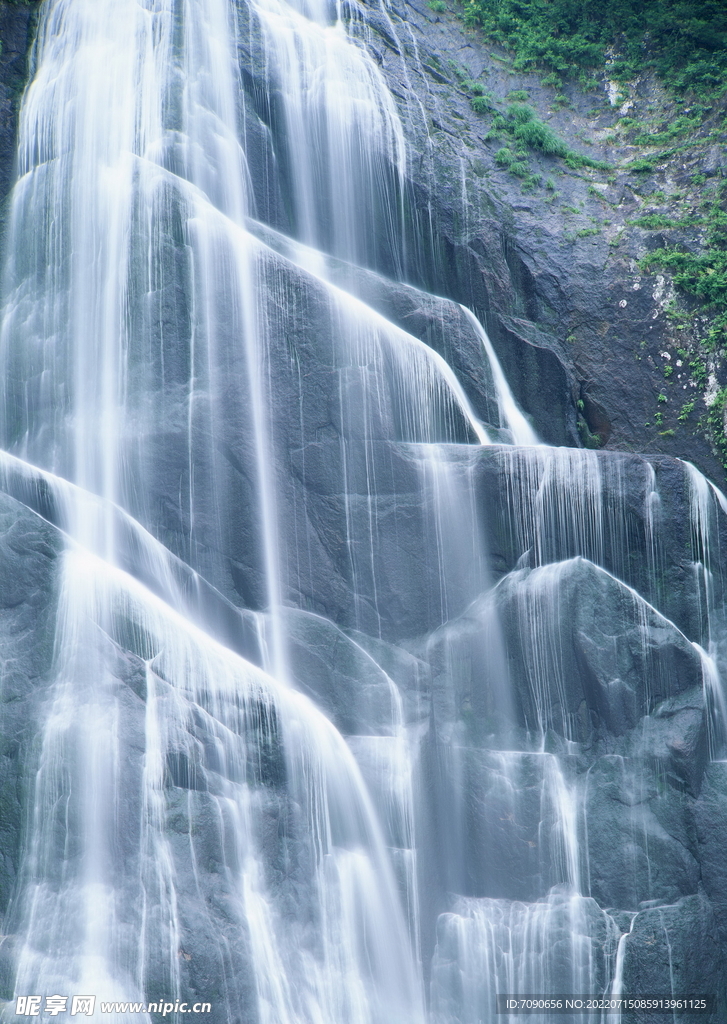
0, 1, 725, 1022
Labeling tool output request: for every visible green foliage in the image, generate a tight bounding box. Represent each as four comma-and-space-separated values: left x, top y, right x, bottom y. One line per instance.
490, 103, 609, 171
578, 417, 603, 447
678, 399, 696, 422
514, 119, 569, 156
707, 387, 727, 470
507, 103, 535, 124
627, 159, 656, 173
428, 1, 447, 11
690, 358, 708, 386
461, 0, 727, 98
630, 112, 704, 146
448, 60, 469, 80
495, 147, 514, 167
541, 73, 562, 89
631, 213, 691, 229
462, 79, 488, 95
508, 160, 531, 178
564, 152, 610, 171
507, 90, 530, 102
471, 95, 494, 114
641, 186, 727, 351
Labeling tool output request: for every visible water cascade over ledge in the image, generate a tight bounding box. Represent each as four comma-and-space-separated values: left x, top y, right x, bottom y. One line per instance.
0, 1, 726, 1023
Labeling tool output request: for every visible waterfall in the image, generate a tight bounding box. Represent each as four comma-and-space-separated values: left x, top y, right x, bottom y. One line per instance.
0, 0, 725, 1023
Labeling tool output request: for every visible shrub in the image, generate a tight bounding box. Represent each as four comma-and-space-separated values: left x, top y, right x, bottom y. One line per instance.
640, 183, 727, 351
632, 214, 681, 229
627, 158, 656, 173
490, 103, 610, 170
541, 72, 562, 88
461, 0, 727, 99
514, 119, 569, 156
461, 79, 487, 94
507, 103, 536, 124
495, 147, 514, 166
471, 95, 493, 113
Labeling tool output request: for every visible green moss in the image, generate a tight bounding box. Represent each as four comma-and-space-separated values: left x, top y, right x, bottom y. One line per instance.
578, 418, 603, 448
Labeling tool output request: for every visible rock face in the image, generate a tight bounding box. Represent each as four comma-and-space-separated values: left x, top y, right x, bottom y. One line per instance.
344, 0, 727, 486
0, 494, 60, 916
0, 2, 38, 210
0, 1, 723, 482
0, 2, 726, 1023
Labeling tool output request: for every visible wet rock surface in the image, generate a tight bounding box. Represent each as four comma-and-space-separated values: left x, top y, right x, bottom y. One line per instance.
0, 1, 724, 477
0, 2, 726, 1021
0, 494, 60, 914
0, 2, 38, 212
338, 0, 726, 485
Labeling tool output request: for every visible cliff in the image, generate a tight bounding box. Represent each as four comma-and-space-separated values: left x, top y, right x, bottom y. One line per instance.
0, 2, 725, 1021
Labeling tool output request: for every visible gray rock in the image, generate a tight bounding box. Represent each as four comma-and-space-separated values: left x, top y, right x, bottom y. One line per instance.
620, 896, 726, 1023
694, 762, 727, 943
0, 492, 61, 919
429, 557, 705, 741
584, 755, 700, 909
702, 145, 726, 177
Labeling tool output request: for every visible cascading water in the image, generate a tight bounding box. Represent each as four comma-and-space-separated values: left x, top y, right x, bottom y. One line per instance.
0, 0, 726, 1023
